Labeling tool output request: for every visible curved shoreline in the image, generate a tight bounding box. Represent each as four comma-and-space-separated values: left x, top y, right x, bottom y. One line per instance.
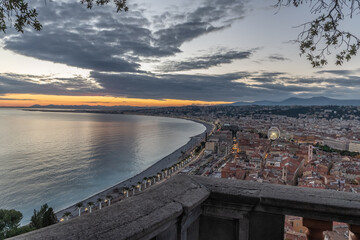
55, 116, 213, 219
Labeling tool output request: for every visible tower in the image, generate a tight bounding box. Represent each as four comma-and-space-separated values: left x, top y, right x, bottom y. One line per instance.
308, 145, 313, 163
282, 166, 288, 182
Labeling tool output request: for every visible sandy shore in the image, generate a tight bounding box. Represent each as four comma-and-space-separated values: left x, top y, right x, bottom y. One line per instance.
56, 117, 213, 219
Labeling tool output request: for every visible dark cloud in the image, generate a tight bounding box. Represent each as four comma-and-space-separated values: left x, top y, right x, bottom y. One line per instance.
3, 2, 150, 72
158, 49, 255, 72
0, 73, 100, 95
256, 72, 285, 78
3, 0, 359, 103
316, 70, 358, 76
90, 71, 324, 101
287, 76, 360, 87
152, 0, 247, 52
2, 70, 360, 102
153, 22, 228, 55
268, 54, 290, 61
2, 0, 249, 72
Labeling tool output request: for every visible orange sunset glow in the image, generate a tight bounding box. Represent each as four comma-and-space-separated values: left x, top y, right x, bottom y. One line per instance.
0, 94, 232, 107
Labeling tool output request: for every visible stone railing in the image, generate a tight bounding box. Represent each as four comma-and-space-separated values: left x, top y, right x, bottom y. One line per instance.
11, 175, 360, 240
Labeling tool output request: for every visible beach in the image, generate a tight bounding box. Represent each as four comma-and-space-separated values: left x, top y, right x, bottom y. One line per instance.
55, 118, 213, 220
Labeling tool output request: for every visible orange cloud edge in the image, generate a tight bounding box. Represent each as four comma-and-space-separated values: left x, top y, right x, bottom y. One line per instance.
0, 94, 232, 107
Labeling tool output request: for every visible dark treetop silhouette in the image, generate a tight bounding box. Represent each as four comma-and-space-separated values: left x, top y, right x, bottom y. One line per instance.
277, 0, 360, 67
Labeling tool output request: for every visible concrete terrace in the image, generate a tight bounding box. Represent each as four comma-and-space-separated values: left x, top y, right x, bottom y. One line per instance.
11, 175, 360, 240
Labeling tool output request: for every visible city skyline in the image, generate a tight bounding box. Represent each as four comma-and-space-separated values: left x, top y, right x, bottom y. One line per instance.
1, 0, 360, 107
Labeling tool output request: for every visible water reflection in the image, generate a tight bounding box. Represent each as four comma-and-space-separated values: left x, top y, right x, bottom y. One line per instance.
0, 110, 205, 223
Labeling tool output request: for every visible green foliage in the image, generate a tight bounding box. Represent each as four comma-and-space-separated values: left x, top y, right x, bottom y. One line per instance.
277, 0, 360, 67
5, 225, 35, 239
75, 202, 84, 208
194, 145, 202, 154
315, 143, 359, 157
194, 141, 206, 154
80, 0, 128, 12
0, 0, 128, 33
0, 0, 42, 33
30, 204, 58, 229
258, 132, 267, 139
0, 209, 23, 239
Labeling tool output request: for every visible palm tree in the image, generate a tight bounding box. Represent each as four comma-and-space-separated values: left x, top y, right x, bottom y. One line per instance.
143, 177, 148, 189
123, 187, 129, 198
87, 202, 95, 213
97, 198, 103, 210
105, 195, 113, 206
75, 202, 83, 216
62, 211, 72, 221
131, 185, 136, 195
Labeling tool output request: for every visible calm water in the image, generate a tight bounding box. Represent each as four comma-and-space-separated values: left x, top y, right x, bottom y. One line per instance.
0, 109, 205, 223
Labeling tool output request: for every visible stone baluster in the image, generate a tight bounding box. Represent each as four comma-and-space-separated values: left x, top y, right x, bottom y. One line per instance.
302, 218, 332, 240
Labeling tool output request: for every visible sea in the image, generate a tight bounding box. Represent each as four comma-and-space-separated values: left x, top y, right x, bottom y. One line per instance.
0, 109, 205, 224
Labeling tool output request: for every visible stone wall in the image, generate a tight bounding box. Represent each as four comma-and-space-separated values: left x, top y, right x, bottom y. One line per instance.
11, 175, 360, 240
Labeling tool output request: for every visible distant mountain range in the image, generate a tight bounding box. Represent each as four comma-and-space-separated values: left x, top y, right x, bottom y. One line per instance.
27, 104, 147, 110
232, 97, 360, 106
21, 97, 360, 109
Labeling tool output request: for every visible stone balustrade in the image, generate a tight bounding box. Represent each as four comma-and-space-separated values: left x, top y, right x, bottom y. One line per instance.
11, 175, 360, 240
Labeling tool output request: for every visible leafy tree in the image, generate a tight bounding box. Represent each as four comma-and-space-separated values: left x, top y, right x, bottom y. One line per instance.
0, 0, 128, 33
0, 0, 42, 33
30, 204, 58, 229
277, 0, 360, 67
42, 207, 57, 227
0, 209, 23, 239
80, 0, 128, 12
5, 225, 34, 239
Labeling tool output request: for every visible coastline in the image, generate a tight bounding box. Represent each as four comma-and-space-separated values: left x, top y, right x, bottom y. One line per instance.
55, 115, 213, 220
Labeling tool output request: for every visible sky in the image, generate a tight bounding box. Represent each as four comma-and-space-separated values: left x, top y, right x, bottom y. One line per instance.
0, 0, 360, 107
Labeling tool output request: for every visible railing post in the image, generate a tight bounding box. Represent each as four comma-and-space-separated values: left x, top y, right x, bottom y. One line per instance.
349, 224, 360, 240
302, 218, 332, 240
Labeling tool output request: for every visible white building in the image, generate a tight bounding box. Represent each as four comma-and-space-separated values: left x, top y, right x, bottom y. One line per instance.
323, 138, 349, 151
349, 141, 360, 153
